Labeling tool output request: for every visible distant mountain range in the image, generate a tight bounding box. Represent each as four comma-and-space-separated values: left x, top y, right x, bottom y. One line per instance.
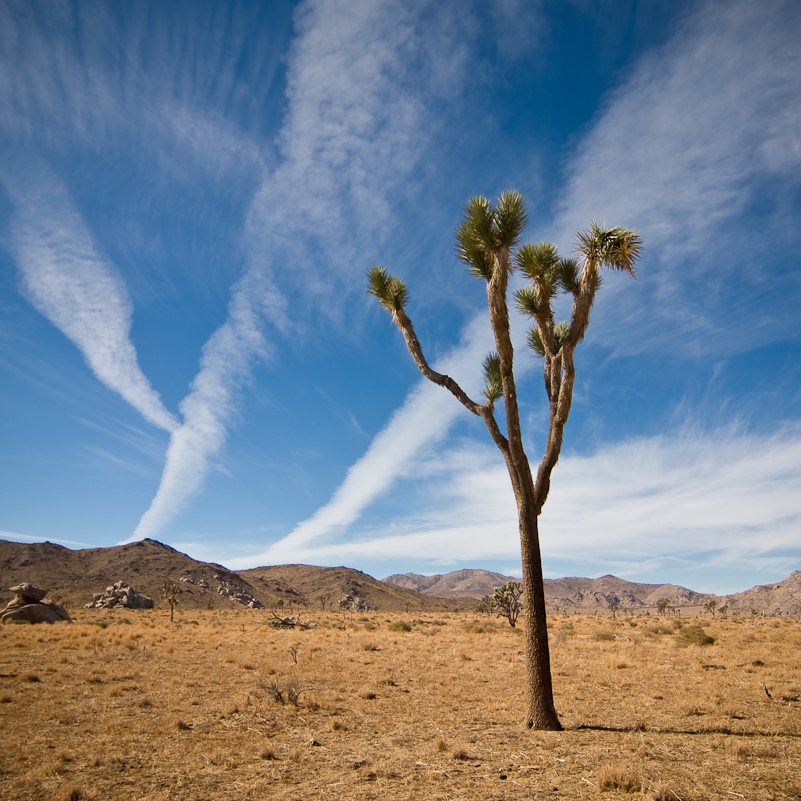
1, 538, 798, 615
386, 569, 801, 615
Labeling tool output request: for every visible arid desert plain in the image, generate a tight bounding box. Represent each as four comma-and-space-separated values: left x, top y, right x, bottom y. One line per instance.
1, 608, 799, 801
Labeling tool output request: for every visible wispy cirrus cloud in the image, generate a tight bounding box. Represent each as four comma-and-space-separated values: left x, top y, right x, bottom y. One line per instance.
3, 167, 179, 433
245, 0, 472, 294
0, 0, 272, 176
130, 271, 279, 540
552, 0, 801, 355
0, 530, 93, 548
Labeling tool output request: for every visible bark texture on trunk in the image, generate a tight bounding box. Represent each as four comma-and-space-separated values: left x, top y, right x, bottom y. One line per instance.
519, 503, 562, 730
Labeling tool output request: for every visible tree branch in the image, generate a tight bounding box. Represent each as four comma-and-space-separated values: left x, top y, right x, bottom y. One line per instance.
390, 307, 512, 460
533, 347, 575, 513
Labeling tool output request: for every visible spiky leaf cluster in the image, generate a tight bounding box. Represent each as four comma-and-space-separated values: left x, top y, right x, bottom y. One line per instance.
456, 191, 528, 279
367, 265, 408, 312
516, 244, 581, 301
525, 322, 569, 358
576, 221, 643, 274
553, 321, 570, 350
482, 351, 502, 403
527, 326, 546, 358
514, 244, 579, 322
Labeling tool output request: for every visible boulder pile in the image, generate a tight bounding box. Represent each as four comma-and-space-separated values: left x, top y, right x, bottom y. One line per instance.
85, 581, 154, 610
216, 580, 263, 609
338, 594, 373, 612
2, 583, 72, 624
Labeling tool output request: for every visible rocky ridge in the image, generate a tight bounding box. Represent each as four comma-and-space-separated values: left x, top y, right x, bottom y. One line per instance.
385, 569, 801, 615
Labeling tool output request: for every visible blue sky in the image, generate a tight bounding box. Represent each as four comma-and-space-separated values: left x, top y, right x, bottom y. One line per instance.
1, 0, 799, 595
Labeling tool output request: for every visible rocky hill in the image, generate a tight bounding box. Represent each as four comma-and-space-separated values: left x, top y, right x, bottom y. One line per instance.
0, 539, 470, 614
0, 538, 260, 612
540, 574, 715, 611
721, 571, 801, 616
239, 564, 470, 613
384, 569, 517, 598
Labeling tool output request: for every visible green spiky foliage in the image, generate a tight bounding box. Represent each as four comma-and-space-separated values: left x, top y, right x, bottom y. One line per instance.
575, 221, 642, 274
366, 192, 641, 731
456, 191, 528, 278
366, 265, 408, 312
482, 352, 502, 403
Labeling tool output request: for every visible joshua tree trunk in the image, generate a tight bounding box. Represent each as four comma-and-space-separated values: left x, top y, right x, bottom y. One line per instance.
519, 505, 561, 729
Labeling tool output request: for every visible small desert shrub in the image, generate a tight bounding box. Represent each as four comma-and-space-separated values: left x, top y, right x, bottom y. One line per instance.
450, 745, 475, 761
263, 677, 305, 706
647, 624, 672, 636
22, 672, 41, 683
388, 621, 411, 632
675, 624, 715, 647
596, 763, 643, 793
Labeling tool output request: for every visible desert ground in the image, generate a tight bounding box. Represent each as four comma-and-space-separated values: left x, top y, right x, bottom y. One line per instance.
1, 609, 799, 801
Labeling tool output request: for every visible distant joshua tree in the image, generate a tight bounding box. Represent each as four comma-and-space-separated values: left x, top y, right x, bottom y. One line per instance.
656, 598, 671, 617
161, 581, 182, 623
368, 192, 641, 730
704, 600, 718, 618
493, 582, 524, 628
607, 601, 619, 619
475, 595, 495, 617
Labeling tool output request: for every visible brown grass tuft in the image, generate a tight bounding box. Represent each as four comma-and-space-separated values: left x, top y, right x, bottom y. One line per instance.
596, 763, 643, 792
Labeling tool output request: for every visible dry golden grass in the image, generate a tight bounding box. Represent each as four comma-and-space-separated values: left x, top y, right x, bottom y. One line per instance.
0, 610, 799, 800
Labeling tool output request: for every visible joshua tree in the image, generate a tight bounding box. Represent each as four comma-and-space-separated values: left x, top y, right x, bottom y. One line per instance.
161, 581, 182, 623
367, 192, 641, 730
608, 601, 620, 619
704, 600, 718, 618
493, 582, 524, 627
475, 594, 496, 616
656, 598, 671, 617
